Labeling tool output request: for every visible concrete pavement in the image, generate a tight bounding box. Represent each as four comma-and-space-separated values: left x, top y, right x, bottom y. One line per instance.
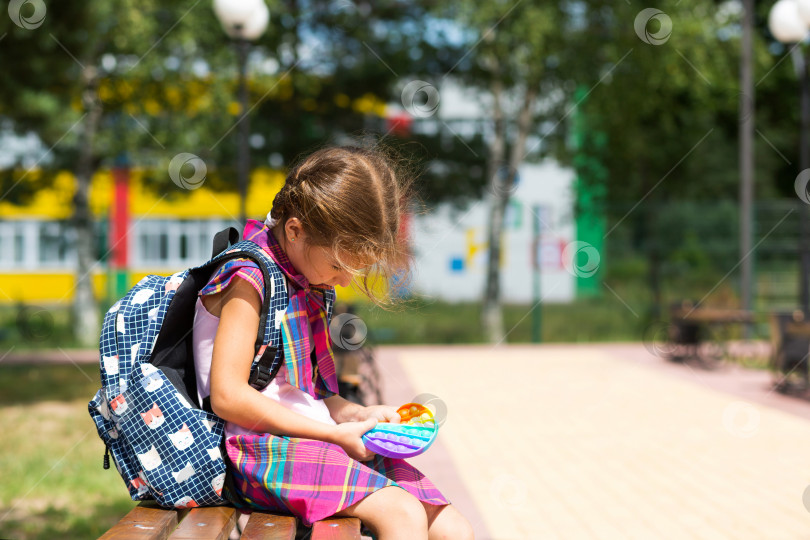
377, 344, 810, 540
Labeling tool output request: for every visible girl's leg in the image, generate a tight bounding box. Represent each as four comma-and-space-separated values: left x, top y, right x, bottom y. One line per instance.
334, 486, 428, 540
423, 503, 475, 540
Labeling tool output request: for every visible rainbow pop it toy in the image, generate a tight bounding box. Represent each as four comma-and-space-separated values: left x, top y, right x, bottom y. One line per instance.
362, 403, 439, 459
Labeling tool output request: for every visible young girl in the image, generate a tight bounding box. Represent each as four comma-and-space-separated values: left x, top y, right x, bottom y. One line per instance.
192, 146, 474, 540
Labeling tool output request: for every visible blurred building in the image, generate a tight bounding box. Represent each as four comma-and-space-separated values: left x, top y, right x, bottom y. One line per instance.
0, 160, 583, 306
410, 161, 576, 303
392, 80, 585, 304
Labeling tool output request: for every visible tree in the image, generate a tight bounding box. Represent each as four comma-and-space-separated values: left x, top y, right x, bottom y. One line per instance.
553, 0, 796, 317
0, 0, 487, 347
444, 2, 570, 342
1, 0, 266, 345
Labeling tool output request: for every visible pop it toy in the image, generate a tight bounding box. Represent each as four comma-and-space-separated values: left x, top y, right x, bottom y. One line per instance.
362, 403, 439, 458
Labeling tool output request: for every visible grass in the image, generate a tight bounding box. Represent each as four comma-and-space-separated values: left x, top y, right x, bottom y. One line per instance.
0, 295, 652, 351
0, 364, 100, 406
354, 279, 770, 346
1, 282, 772, 351
0, 304, 83, 350
0, 363, 135, 539
354, 297, 648, 345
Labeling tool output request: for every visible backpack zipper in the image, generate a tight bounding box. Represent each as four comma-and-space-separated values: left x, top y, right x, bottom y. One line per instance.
103, 444, 110, 470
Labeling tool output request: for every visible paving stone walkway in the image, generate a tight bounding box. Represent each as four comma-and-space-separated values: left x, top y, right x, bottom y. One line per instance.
376, 344, 810, 540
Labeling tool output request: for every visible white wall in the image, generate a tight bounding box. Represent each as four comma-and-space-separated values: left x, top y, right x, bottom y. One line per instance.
408, 160, 576, 304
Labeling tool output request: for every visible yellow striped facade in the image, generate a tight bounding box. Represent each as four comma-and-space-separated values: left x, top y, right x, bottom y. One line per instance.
0, 167, 370, 304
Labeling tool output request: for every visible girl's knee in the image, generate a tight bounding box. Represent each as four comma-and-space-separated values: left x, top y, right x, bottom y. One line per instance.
427, 504, 475, 540
451, 517, 475, 540
338, 486, 428, 538
375, 488, 427, 529
397, 492, 429, 528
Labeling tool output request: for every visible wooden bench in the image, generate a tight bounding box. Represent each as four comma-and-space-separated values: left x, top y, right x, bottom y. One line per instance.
99, 501, 361, 540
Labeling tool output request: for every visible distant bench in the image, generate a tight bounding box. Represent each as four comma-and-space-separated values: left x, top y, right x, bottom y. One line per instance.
99, 501, 361, 539
770, 311, 810, 391
667, 302, 755, 364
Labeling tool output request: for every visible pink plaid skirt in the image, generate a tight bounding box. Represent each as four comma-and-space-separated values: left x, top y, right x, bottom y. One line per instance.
224, 433, 448, 526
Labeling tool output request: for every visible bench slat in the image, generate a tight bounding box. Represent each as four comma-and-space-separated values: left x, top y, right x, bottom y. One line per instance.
310, 518, 362, 540
240, 512, 297, 540
99, 502, 179, 540
167, 507, 236, 540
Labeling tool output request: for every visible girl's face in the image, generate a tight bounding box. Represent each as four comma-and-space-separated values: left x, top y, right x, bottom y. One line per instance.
297, 244, 353, 288
274, 218, 355, 288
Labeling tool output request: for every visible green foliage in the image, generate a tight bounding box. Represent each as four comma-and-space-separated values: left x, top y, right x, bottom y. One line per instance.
0, 0, 491, 204
4, 1, 796, 208
549, 0, 802, 209
603, 199, 741, 285
657, 200, 739, 277
0, 289, 704, 349
562, 2, 732, 203
1, 1, 255, 170
447, 2, 560, 86
430, 0, 800, 227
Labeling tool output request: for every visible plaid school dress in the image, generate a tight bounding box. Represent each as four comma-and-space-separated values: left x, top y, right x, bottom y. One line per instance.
197, 219, 448, 526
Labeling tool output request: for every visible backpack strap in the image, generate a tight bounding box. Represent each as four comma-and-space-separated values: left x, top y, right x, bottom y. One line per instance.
249, 347, 277, 389
211, 227, 240, 258
248, 251, 287, 390
205, 235, 288, 392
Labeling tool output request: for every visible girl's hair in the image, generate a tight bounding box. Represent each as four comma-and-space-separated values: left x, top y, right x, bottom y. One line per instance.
270, 144, 413, 306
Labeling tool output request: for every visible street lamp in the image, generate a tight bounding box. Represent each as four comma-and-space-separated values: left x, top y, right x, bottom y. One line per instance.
213, 0, 270, 224
769, 0, 810, 314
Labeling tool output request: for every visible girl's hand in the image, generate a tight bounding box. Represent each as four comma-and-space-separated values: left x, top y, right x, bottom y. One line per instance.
356, 405, 401, 424
331, 418, 378, 461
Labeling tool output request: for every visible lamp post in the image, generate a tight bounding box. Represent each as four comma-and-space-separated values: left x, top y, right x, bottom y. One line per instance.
213, 0, 270, 224
769, 0, 810, 315
740, 0, 754, 337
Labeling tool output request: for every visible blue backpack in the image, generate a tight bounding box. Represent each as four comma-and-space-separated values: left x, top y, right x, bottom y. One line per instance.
87, 228, 335, 508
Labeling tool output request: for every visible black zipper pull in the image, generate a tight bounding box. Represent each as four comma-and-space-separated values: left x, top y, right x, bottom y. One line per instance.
103, 444, 110, 470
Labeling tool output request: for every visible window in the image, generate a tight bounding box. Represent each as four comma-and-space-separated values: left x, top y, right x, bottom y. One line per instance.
137, 220, 170, 265
38, 222, 69, 265
0, 220, 25, 268
133, 219, 234, 269
0, 218, 238, 271
0, 220, 76, 270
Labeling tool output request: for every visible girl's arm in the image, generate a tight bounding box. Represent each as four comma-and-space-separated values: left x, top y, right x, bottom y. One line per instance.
324, 395, 401, 424
207, 277, 376, 461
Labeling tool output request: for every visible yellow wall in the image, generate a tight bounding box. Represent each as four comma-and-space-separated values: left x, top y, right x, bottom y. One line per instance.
0, 271, 367, 305
128, 168, 287, 219
0, 272, 107, 303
